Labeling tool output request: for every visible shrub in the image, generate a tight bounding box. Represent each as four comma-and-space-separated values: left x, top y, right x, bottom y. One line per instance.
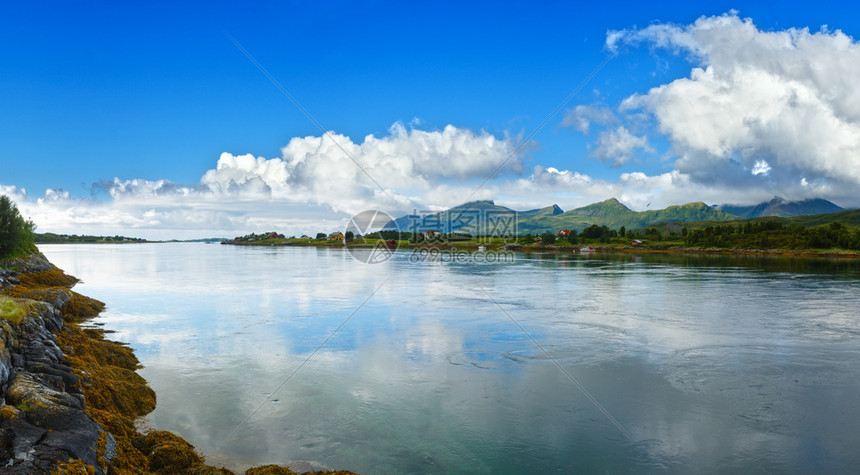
540, 232, 556, 245
0, 296, 28, 324
0, 195, 36, 258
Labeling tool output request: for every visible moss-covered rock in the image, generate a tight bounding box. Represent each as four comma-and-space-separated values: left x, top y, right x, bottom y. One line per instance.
2, 253, 358, 474
244, 465, 298, 475
135, 430, 203, 473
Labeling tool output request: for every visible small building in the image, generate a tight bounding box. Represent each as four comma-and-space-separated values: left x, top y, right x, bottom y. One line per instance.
328, 232, 344, 242
558, 230, 571, 237
423, 230, 443, 241
631, 239, 644, 246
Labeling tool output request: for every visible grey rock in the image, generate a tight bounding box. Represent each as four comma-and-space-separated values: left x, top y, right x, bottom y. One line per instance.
0, 284, 106, 474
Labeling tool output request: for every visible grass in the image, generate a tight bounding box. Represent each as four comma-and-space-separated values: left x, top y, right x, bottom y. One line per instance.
0, 296, 27, 324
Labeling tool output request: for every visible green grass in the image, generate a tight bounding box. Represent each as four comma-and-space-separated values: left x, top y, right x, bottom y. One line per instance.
0, 296, 28, 324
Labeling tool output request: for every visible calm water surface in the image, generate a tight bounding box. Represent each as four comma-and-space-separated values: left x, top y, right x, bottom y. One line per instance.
41, 243, 860, 473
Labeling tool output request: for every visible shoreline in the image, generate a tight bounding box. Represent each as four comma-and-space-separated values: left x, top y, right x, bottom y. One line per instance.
220, 240, 860, 259
0, 252, 355, 474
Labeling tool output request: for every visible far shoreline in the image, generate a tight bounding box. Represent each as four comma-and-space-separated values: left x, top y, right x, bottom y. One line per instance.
219, 239, 860, 259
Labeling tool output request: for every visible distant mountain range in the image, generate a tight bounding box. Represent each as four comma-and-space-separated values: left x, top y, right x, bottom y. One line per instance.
717, 196, 844, 219
391, 196, 847, 235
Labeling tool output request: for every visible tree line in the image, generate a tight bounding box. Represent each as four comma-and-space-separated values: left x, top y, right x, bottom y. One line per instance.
0, 196, 36, 258
683, 221, 860, 250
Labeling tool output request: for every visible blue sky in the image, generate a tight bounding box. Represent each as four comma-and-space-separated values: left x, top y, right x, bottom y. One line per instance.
2, 1, 860, 238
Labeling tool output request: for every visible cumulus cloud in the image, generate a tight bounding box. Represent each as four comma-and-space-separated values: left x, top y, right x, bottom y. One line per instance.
507, 166, 787, 212
613, 12, 860, 196
2, 124, 525, 239
7, 13, 860, 239
591, 126, 652, 166
560, 105, 617, 134
751, 160, 771, 176
199, 122, 521, 214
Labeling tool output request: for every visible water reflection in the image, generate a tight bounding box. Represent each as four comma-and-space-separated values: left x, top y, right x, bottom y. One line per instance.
40, 244, 860, 473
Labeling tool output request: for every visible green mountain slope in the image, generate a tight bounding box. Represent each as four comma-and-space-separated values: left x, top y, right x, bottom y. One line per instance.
519, 204, 564, 218
515, 199, 738, 234
390, 198, 854, 237
645, 208, 860, 234
791, 209, 860, 228
720, 196, 844, 218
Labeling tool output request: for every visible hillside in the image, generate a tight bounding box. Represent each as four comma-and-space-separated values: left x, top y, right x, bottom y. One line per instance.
519, 204, 564, 218
514, 199, 737, 234
391, 200, 517, 233
719, 196, 844, 218
390, 198, 740, 235
646, 208, 860, 234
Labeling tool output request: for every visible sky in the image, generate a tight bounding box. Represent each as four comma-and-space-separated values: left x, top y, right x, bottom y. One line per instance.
2, 1, 860, 239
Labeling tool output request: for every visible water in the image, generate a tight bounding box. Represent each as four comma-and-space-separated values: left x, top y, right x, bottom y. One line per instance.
40, 243, 860, 473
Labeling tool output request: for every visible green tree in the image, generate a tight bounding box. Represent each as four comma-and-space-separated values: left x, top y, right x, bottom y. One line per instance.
540, 232, 556, 245
567, 230, 578, 245
0, 196, 36, 258
315, 232, 327, 240
619, 226, 626, 237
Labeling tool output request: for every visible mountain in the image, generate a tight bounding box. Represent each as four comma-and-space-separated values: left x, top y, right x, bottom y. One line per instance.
516, 200, 736, 234
791, 208, 860, 228
391, 200, 518, 233
519, 204, 564, 218
645, 207, 860, 235
563, 198, 634, 218
391, 198, 739, 235
719, 197, 844, 218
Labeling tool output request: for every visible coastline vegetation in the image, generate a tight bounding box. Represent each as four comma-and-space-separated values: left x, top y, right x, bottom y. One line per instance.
0, 200, 355, 472
0, 296, 27, 324
222, 211, 860, 256
0, 195, 36, 258
35, 232, 147, 244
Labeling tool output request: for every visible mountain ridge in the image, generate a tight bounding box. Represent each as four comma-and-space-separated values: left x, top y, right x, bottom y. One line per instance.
719, 196, 843, 218
389, 196, 849, 235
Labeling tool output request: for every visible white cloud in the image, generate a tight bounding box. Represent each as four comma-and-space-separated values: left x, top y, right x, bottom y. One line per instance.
613, 12, 860, 195
504, 166, 827, 212
1, 124, 525, 239
38, 188, 70, 203
200, 123, 521, 215
560, 105, 616, 134
751, 160, 771, 176
7, 12, 860, 239
0, 185, 28, 202
591, 126, 652, 166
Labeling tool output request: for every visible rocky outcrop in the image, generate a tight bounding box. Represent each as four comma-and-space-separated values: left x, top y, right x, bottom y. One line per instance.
0, 253, 356, 474
0, 276, 106, 471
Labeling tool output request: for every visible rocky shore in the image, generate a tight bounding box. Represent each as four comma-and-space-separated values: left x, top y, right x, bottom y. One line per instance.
0, 253, 354, 474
